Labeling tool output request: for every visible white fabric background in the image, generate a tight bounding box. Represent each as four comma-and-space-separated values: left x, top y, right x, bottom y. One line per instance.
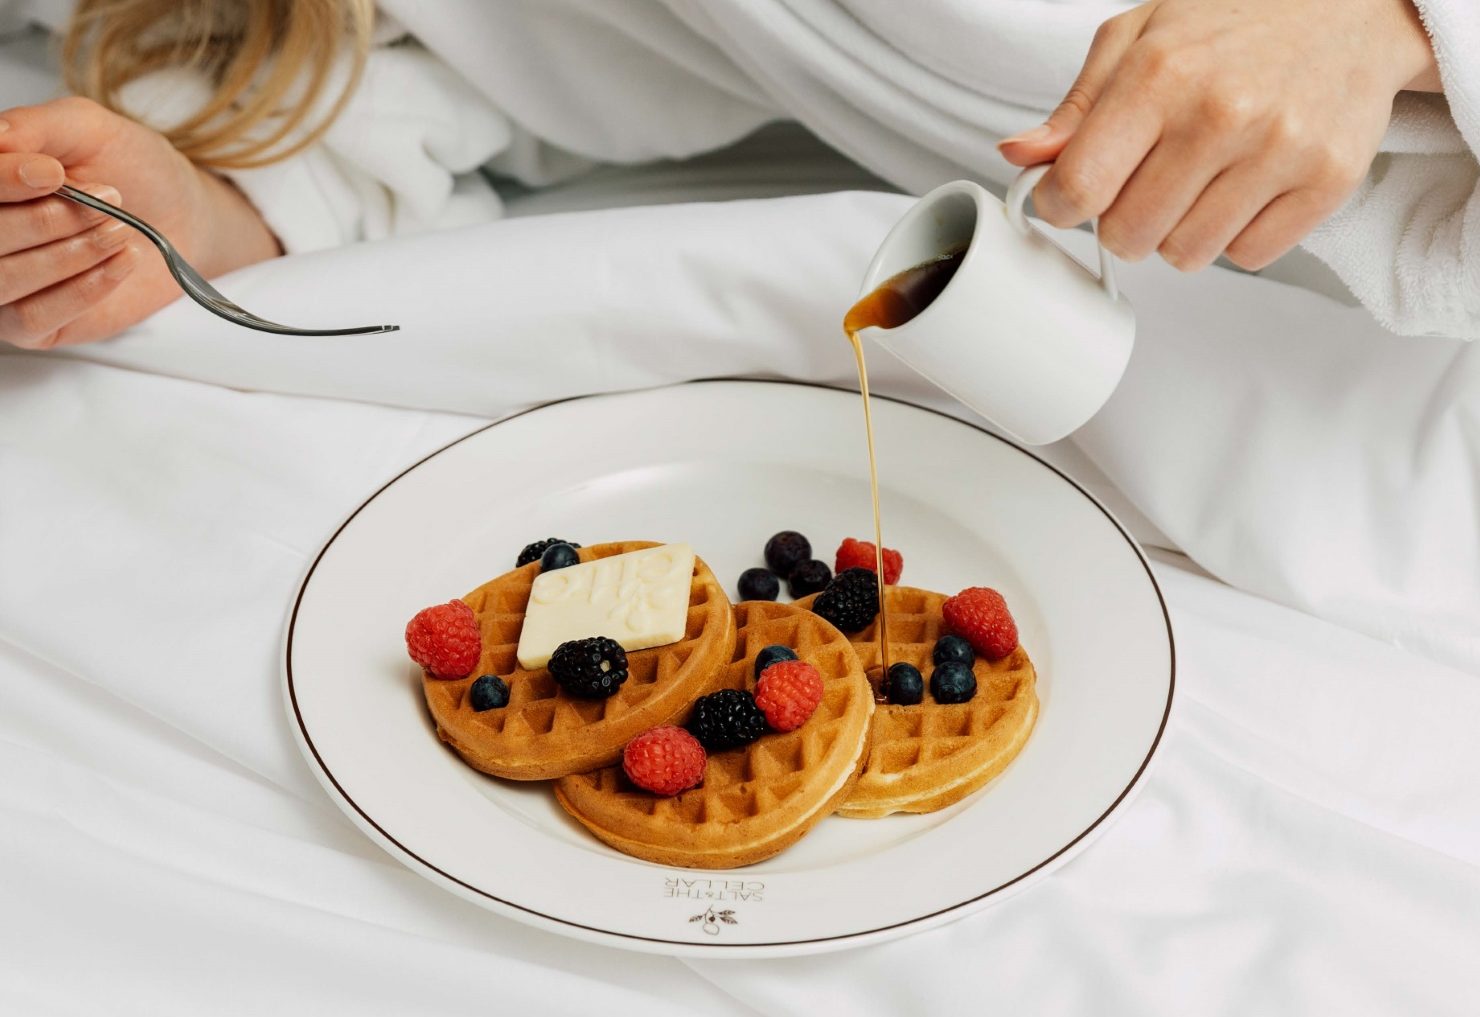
5, 185, 1480, 1013
12, 0, 1469, 334
41, 187, 1479, 670
5, 348, 1480, 1015
2, 13, 1480, 1016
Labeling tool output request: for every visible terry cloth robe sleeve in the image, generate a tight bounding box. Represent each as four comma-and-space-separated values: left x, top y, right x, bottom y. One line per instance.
1279, 0, 1480, 339
116, 19, 519, 254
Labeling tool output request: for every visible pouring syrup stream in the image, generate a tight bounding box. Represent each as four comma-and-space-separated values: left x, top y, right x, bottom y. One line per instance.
842, 245, 968, 692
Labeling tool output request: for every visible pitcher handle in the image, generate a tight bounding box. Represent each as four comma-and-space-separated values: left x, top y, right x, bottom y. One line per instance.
1004, 164, 1119, 303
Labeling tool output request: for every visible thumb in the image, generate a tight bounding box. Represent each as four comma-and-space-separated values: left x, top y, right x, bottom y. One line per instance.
998, 10, 1146, 165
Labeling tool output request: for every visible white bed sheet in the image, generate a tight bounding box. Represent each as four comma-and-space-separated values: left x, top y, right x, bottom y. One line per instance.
4, 353, 1479, 1016
4, 29, 1480, 1015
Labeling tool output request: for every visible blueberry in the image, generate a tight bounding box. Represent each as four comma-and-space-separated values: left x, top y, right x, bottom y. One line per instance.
468, 674, 510, 711
787, 559, 832, 598
753, 643, 798, 680
764, 531, 812, 577
885, 662, 924, 705
932, 634, 976, 667
540, 542, 580, 572
737, 567, 781, 602
930, 661, 977, 704
516, 538, 581, 568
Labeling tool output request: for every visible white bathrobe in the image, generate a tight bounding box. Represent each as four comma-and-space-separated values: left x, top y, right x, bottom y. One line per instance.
5, 0, 1479, 338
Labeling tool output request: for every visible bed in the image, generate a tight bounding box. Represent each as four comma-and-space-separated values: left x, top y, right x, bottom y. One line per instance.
3, 24, 1479, 1016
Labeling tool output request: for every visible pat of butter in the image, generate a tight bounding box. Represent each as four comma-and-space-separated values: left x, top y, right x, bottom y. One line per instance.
516, 543, 696, 670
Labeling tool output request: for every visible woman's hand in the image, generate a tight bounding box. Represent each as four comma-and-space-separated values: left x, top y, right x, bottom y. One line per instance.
998, 0, 1440, 273
0, 97, 280, 349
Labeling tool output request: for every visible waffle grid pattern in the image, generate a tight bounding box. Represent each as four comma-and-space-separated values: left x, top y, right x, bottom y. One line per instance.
553, 601, 873, 867
421, 541, 735, 779
798, 585, 1038, 816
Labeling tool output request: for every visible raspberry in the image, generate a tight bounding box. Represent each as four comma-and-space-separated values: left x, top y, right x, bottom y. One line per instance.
942, 587, 1018, 660
812, 567, 881, 633
688, 689, 769, 751
623, 726, 706, 796
754, 660, 824, 731
834, 538, 903, 584
405, 600, 481, 680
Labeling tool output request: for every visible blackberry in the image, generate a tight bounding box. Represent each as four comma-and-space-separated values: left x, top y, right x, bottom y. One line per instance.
540, 542, 581, 572
549, 636, 628, 698
812, 567, 880, 633
517, 537, 581, 567
753, 643, 798, 681
737, 567, 781, 602
932, 634, 976, 667
468, 674, 510, 711
687, 689, 768, 751
764, 531, 812, 576
884, 662, 924, 705
787, 559, 832, 598
930, 661, 977, 704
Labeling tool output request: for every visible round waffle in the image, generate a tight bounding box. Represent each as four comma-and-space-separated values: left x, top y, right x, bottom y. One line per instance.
421, 541, 736, 780
553, 600, 874, 868
797, 585, 1038, 818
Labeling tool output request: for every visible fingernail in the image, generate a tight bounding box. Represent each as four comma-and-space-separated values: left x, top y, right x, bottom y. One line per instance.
999, 124, 1053, 147
0, 119, 11, 134
93, 219, 129, 249
19, 156, 62, 189
101, 247, 134, 280
81, 183, 121, 206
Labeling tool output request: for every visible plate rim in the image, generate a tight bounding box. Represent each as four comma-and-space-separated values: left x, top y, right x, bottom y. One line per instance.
282, 378, 1176, 954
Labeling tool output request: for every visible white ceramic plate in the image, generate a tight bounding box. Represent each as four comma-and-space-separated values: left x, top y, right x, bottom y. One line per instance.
283, 380, 1173, 958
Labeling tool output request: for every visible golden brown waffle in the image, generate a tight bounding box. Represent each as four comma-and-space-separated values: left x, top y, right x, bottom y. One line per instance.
796, 585, 1038, 818
421, 542, 736, 780
552, 601, 874, 868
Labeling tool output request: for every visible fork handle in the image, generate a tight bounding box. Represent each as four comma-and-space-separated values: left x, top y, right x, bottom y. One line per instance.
56, 185, 400, 337
58, 185, 170, 248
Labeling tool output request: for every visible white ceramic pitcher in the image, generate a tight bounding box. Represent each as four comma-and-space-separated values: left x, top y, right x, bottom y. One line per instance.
856, 165, 1135, 446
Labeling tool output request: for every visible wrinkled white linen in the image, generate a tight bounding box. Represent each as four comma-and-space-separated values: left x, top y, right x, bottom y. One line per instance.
0, 361, 753, 1017
12, 0, 1473, 333
103, 0, 1480, 337
369, 0, 1480, 338
31, 186, 1478, 670
1300, 0, 1480, 338
2, 191, 1478, 1014
2, 11, 1479, 1010
1, 187, 1477, 1013
3, 349, 1479, 1015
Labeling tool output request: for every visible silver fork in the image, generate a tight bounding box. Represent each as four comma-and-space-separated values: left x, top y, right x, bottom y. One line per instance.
58, 184, 399, 336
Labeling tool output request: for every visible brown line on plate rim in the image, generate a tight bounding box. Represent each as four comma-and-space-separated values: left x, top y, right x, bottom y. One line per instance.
283, 377, 1177, 950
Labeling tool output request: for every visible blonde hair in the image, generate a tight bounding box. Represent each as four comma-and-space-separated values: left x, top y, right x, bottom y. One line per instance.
62, 0, 375, 170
